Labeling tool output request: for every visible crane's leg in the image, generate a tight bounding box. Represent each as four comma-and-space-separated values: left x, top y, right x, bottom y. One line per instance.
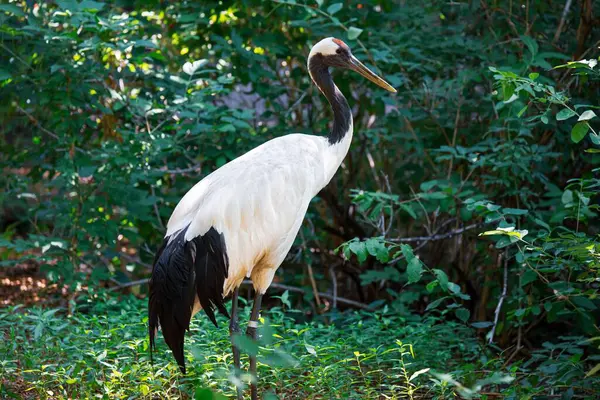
229, 287, 243, 400
246, 291, 263, 400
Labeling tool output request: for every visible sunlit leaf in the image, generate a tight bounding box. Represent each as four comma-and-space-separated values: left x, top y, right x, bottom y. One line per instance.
327, 3, 343, 15
578, 110, 597, 121
347, 27, 363, 40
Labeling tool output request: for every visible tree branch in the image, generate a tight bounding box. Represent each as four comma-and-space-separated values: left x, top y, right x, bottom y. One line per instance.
109, 277, 150, 291
390, 219, 499, 243
243, 280, 375, 311
488, 251, 508, 344
107, 277, 376, 311
553, 0, 573, 43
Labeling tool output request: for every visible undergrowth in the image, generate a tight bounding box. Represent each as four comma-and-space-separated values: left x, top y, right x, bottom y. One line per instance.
0, 290, 480, 399
1, 290, 598, 399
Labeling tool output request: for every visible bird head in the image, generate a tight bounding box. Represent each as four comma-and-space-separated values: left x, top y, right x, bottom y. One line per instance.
308, 37, 396, 93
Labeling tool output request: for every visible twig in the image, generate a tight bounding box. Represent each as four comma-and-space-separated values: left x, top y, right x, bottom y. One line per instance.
1, 43, 30, 69
242, 280, 376, 311
306, 263, 322, 309
106, 277, 376, 311
285, 90, 308, 118
329, 267, 338, 309
488, 251, 508, 344
390, 219, 498, 243
365, 149, 382, 189
109, 277, 149, 291
150, 186, 165, 230
447, 101, 462, 180
382, 174, 394, 237
504, 326, 523, 366
553, 0, 573, 43
153, 165, 202, 175
16, 105, 86, 154
409, 186, 432, 235
299, 230, 322, 310
119, 252, 152, 270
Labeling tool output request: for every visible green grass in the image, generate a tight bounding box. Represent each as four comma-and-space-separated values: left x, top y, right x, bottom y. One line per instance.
0, 290, 482, 399
1, 291, 598, 399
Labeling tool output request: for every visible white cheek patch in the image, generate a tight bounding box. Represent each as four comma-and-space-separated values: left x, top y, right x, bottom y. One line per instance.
309, 37, 339, 58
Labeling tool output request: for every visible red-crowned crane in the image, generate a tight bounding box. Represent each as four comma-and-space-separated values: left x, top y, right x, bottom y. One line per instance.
148, 37, 395, 399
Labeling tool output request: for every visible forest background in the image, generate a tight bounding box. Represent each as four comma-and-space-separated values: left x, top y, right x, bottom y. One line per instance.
1, 1, 600, 398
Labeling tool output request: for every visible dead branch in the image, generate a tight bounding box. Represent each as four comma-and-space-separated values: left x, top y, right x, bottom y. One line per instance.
488, 251, 508, 344
553, 0, 573, 43
390, 219, 499, 243
107, 277, 376, 311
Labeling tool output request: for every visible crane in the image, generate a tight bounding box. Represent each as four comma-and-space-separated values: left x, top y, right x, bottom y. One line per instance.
148, 37, 395, 399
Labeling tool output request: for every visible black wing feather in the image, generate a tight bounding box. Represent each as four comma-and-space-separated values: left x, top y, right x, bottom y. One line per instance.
148, 226, 229, 374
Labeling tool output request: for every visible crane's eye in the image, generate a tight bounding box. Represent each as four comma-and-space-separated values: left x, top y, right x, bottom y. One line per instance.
336, 48, 342, 54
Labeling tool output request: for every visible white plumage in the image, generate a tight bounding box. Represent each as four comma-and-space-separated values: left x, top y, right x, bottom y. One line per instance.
309, 37, 343, 57
167, 128, 353, 297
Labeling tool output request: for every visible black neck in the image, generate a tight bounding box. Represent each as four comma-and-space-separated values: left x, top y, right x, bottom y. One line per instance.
308, 55, 352, 145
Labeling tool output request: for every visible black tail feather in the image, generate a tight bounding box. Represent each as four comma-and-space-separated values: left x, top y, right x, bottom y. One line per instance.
148, 226, 229, 374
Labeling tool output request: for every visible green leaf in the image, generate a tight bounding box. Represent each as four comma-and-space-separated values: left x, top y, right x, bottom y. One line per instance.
556, 108, 576, 121
502, 83, 515, 102
399, 203, 417, 219
327, 3, 343, 15
0, 69, 11, 81
455, 307, 470, 323
407, 257, 423, 284
305, 343, 317, 356
586, 363, 600, 378
572, 296, 597, 310
528, 72, 539, 80
521, 270, 538, 286
347, 27, 363, 40
280, 290, 290, 308
0, 4, 26, 16
262, 349, 297, 367
562, 189, 574, 205
194, 388, 227, 400
401, 244, 423, 283
348, 241, 368, 264
409, 368, 430, 382
365, 238, 389, 263
425, 297, 445, 311
433, 269, 448, 291
471, 321, 493, 328
426, 280, 438, 293
502, 208, 528, 215
578, 110, 597, 121
520, 35, 538, 57
447, 282, 461, 294
480, 227, 528, 240
79, 0, 105, 11
571, 122, 589, 143
232, 334, 259, 356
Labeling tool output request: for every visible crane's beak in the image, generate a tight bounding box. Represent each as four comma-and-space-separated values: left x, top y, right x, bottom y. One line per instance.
349, 56, 396, 93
